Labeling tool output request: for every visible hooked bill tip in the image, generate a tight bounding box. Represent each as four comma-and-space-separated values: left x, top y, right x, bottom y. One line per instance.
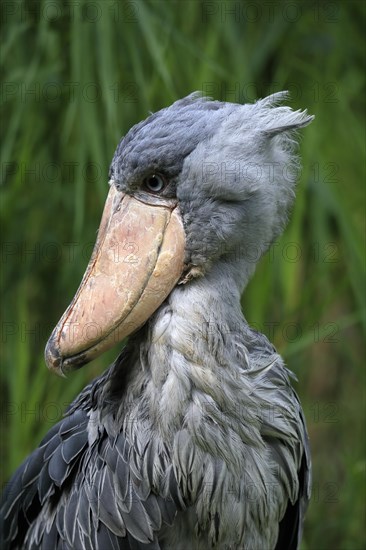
44, 337, 65, 377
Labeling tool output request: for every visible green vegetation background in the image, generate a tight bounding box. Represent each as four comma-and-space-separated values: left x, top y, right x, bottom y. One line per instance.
1, 1, 365, 548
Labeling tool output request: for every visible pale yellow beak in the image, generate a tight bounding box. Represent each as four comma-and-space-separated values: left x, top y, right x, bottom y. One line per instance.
45, 185, 185, 375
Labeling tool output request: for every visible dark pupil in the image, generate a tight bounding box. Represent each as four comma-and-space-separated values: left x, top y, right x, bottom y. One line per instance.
148, 176, 161, 190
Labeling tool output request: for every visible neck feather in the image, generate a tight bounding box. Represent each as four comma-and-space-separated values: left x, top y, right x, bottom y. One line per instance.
114, 259, 277, 449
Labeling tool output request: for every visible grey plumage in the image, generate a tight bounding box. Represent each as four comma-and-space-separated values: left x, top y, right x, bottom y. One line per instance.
1, 92, 313, 549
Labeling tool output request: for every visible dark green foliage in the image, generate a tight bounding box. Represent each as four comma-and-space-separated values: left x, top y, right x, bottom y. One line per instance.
1, 1, 365, 548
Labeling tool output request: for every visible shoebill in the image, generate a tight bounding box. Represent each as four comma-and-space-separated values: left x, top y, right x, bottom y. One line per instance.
1, 92, 314, 549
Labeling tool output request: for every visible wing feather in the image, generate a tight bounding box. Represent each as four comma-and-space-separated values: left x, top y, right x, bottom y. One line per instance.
1, 371, 184, 549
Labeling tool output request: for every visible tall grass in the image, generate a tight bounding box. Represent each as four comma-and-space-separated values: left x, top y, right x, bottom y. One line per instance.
1, 1, 365, 548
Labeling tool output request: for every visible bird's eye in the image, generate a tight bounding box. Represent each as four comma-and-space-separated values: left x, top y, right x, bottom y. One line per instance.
143, 173, 166, 193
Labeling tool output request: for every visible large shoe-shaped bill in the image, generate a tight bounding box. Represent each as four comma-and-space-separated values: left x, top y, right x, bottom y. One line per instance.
45, 185, 185, 375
